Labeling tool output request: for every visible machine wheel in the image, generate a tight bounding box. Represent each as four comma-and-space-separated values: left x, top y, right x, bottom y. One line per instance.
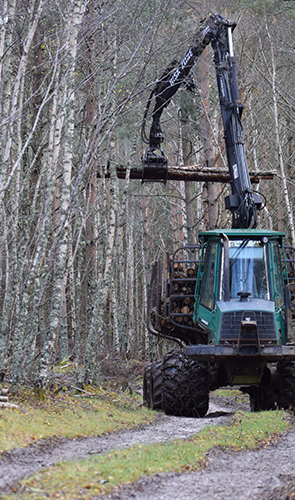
249, 388, 277, 412
150, 360, 163, 411
143, 363, 152, 407
162, 349, 209, 418
277, 361, 295, 411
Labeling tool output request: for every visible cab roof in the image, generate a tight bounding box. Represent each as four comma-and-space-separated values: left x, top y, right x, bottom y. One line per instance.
198, 229, 285, 239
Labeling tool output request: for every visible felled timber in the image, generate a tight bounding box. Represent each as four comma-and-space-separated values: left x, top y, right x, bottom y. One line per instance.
98, 164, 275, 183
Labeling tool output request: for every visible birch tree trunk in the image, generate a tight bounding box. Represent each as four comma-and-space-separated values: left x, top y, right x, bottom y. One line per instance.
85, 9, 99, 329
180, 101, 196, 245
247, 91, 273, 230
140, 197, 152, 358
0, 0, 46, 382
266, 24, 295, 244
126, 201, 135, 356
0, 0, 18, 379
201, 47, 218, 230
78, 161, 117, 386
35, 0, 86, 394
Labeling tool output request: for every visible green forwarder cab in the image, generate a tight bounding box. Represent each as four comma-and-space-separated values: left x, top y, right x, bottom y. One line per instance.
187, 229, 295, 410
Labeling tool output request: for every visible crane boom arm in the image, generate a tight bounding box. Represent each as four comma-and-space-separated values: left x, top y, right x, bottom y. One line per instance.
141, 13, 262, 228
211, 24, 262, 227
142, 13, 233, 150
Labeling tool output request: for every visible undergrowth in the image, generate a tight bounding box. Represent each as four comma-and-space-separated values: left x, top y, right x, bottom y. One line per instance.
0, 354, 152, 453
7, 409, 290, 499
0, 385, 154, 453
213, 388, 250, 404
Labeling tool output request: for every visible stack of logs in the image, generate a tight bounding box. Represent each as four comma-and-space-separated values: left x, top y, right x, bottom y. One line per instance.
0, 387, 9, 407
0, 387, 19, 409
169, 263, 197, 327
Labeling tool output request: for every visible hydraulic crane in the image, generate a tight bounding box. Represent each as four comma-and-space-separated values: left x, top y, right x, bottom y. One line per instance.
141, 13, 263, 228
142, 13, 295, 417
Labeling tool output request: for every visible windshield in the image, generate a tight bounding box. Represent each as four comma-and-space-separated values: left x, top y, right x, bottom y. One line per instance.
227, 239, 269, 300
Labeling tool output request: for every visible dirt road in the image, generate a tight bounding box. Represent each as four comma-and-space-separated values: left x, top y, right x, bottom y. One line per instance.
0, 394, 294, 499
99, 430, 295, 500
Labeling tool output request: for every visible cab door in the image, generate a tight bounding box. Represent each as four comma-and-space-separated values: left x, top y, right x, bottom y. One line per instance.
194, 239, 219, 334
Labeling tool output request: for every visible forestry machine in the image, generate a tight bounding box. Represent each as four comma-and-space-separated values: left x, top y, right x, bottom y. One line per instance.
142, 13, 295, 417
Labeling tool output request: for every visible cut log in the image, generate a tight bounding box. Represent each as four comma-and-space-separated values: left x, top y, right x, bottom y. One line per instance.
97, 164, 276, 183
187, 268, 196, 278
174, 262, 184, 272
0, 402, 20, 409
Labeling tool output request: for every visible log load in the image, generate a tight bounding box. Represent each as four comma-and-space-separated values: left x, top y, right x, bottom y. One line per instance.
98, 164, 275, 183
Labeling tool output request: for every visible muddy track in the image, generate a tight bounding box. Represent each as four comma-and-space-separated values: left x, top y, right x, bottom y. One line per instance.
97, 431, 295, 500
98, 430, 295, 500
0, 394, 294, 499
0, 395, 238, 494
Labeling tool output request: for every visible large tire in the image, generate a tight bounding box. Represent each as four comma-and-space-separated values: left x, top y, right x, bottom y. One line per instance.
277, 361, 295, 411
162, 350, 209, 418
143, 363, 152, 407
150, 360, 163, 411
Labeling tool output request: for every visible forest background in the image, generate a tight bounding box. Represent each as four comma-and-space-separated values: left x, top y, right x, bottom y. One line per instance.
0, 0, 294, 391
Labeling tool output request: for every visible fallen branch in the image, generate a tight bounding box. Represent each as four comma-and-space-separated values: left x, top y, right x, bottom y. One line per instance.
70, 385, 93, 396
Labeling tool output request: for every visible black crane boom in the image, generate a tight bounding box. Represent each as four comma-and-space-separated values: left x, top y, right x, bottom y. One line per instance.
141, 12, 262, 228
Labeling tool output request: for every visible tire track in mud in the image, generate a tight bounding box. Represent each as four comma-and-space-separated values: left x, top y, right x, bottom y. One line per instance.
99, 429, 295, 500
0, 397, 236, 494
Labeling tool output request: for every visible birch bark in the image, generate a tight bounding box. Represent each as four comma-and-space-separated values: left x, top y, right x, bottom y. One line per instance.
0, 0, 47, 381
266, 24, 295, 244
180, 102, 196, 245
79, 162, 117, 386
35, 0, 86, 393
201, 47, 218, 230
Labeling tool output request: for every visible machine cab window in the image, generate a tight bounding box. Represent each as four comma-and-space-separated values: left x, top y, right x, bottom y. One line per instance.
219, 238, 271, 301
199, 241, 217, 311
228, 239, 269, 300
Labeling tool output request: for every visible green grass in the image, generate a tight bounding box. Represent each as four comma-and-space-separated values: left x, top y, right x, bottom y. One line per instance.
213, 388, 250, 404
9, 409, 290, 500
0, 387, 155, 453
